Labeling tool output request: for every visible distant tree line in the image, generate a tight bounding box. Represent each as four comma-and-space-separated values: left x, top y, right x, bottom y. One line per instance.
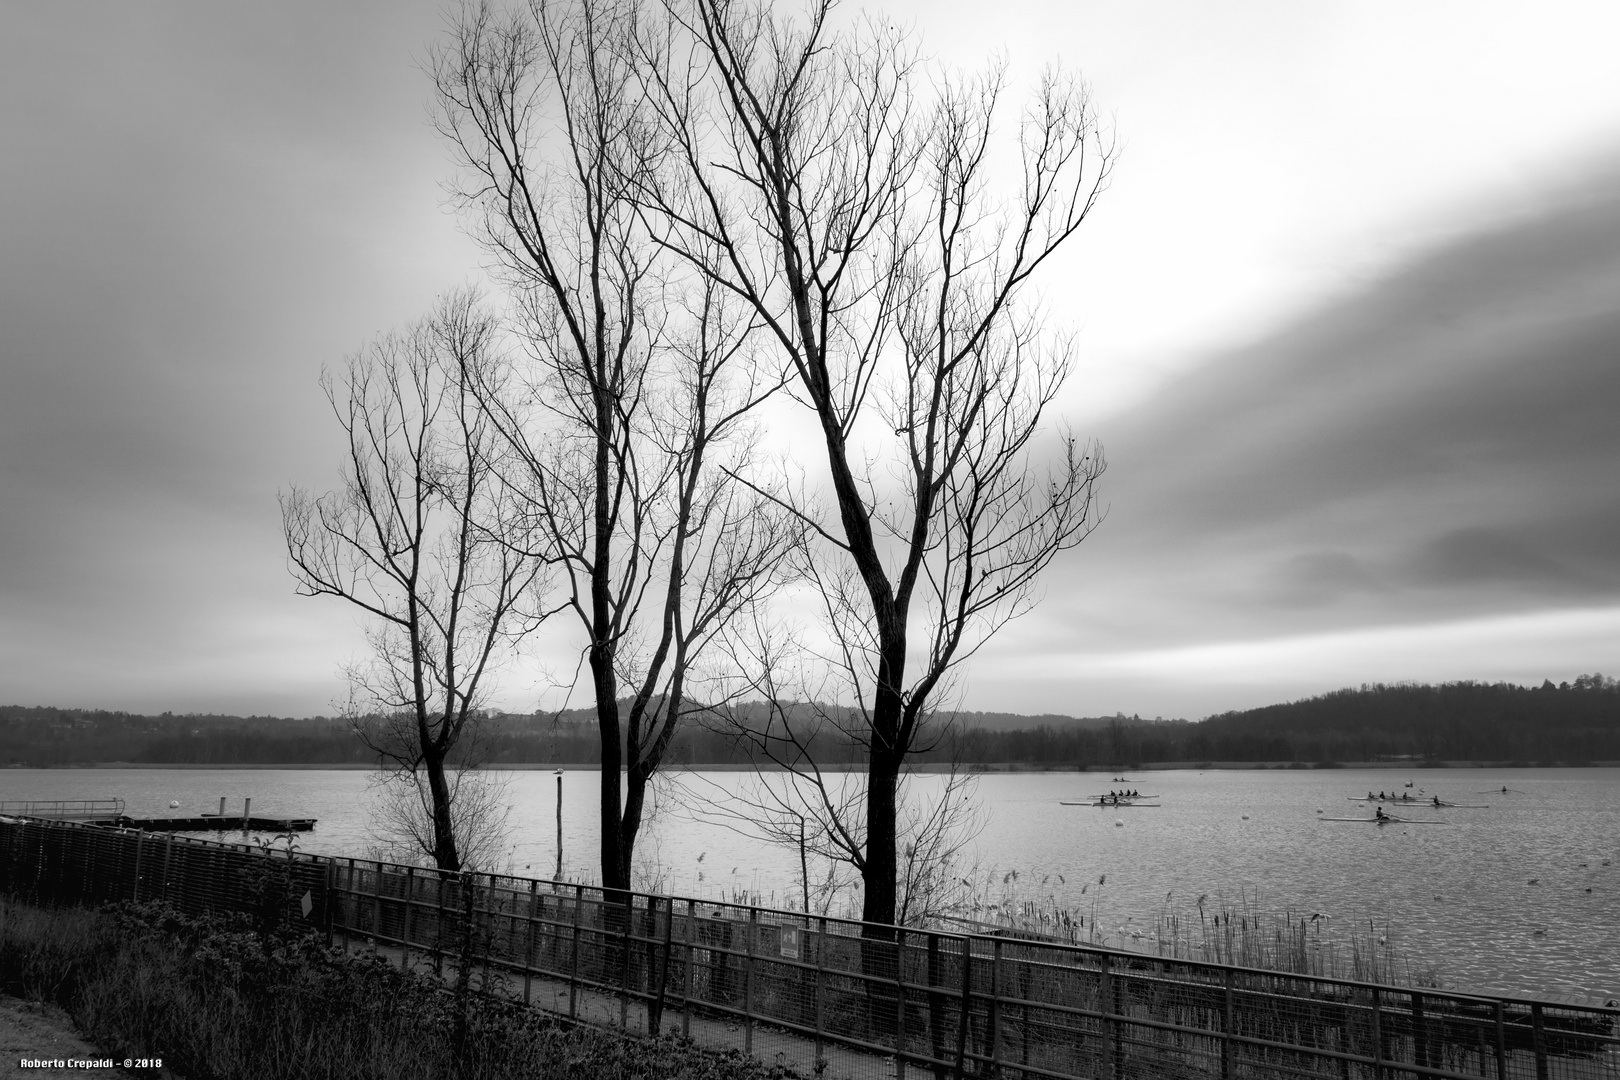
3, 676, 1616, 768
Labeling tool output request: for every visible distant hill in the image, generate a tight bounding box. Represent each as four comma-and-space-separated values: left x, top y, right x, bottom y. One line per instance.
1180, 675, 1620, 765
2, 677, 1616, 766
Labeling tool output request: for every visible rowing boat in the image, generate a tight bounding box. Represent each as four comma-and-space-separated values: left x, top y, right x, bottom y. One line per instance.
1320, 816, 1445, 825
1060, 800, 1163, 807
1346, 797, 1486, 808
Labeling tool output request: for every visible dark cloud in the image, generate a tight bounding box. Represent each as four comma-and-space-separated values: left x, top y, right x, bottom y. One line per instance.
1086, 159, 1620, 629
0, 1, 477, 713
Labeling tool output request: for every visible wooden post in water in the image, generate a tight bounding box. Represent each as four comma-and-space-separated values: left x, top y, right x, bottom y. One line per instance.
242, 797, 251, 827
554, 770, 563, 881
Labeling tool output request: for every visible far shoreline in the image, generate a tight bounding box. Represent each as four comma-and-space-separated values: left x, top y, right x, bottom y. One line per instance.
9, 759, 1618, 771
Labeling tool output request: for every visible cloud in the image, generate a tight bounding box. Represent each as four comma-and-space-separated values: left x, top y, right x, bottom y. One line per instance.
976, 156, 1620, 714
1082, 157, 1620, 621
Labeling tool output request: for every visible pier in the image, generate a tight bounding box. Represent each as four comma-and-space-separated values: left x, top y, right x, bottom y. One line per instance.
0, 797, 315, 832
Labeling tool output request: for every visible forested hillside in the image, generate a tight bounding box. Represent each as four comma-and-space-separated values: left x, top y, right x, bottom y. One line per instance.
2, 676, 1616, 767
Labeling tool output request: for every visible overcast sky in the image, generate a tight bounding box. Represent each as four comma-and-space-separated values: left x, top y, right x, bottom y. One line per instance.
3, 1, 1618, 721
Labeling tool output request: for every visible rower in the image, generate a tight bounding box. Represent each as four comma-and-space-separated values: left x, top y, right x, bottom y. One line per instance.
1375, 806, 1388, 821
1432, 795, 1441, 807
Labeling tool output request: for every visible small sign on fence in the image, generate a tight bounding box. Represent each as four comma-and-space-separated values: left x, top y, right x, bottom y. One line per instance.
779, 924, 800, 960
300, 890, 313, 919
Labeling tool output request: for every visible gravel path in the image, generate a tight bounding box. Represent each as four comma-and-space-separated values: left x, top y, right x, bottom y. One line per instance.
0, 998, 130, 1079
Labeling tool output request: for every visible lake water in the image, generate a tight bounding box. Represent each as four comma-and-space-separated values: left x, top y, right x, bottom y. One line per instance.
4, 765, 1616, 1004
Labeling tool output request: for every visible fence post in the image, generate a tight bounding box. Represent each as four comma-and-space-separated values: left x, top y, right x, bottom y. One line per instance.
683, 899, 695, 1040
1370, 986, 1384, 1080
744, 905, 757, 1056
988, 939, 1002, 1080
479, 874, 492, 996
323, 859, 336, 946
814, 916, 828, 1074
1531, 1003, 1548, 1080
569, 882, 584, 1021
954, 936, 973, 1080
1492, 1000, 1506, 1080
1412, 991, 1427, 1071
1100, 953, 1116, 1080
524, 878, 537, 1006
1222, 965, 1234, 1080
160, 832, 174, 904
371, 860, 384, 955
130, 832, 144, 903
928, 933, 947, 1079
620, 895, 633, 1031
895, 928, 909, 1080
399, 867, 416, 972
651, 895, 674, 1035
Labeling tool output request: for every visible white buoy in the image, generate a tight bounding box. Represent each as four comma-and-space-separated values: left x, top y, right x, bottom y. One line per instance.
168, 800, 179, 809
1241, 814, 1250, 820
1114, 818, 1124, 827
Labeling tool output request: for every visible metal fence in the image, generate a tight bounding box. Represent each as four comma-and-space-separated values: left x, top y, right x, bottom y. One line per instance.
2, 816, 1615, 1080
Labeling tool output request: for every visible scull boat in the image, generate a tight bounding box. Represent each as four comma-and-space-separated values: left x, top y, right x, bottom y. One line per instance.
1060, 800, 1163, 807
1320, 815, 1445, 825
1347, 797, 1487, 808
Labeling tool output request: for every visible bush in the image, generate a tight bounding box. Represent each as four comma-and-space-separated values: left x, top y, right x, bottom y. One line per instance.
0, 897, 799, 1080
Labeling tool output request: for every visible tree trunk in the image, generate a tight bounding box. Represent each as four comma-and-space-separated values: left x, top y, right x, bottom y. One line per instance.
424, 745, 461, 873
594, 658, 626, 892
862, 751, 900, 933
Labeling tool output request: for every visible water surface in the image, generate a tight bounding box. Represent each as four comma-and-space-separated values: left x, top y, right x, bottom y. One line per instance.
4, 765, 1615, 1002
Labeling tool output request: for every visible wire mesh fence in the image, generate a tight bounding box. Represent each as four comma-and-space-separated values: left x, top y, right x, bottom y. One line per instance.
2, 815, 1615, 1080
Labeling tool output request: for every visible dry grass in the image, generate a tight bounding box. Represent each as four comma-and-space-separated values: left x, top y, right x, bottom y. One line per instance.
0, 896, 800, 1080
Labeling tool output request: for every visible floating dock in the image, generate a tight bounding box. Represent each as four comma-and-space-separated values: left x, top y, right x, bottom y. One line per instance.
89, 815, 316, 832
1, 798, 315, 832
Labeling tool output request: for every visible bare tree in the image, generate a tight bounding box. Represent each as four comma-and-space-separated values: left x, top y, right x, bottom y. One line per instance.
636, 0, 1112, 929
281, 292, 545, 873
432, 0, 796, 893
695, 616, 982, 926
367, 761, 516, 873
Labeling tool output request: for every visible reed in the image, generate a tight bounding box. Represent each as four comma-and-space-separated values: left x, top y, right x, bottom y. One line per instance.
929, 872, 1444, 988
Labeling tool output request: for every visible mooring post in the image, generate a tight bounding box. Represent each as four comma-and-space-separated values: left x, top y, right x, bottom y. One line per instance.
217, 796, 226, 817
242, 797, 251, 827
